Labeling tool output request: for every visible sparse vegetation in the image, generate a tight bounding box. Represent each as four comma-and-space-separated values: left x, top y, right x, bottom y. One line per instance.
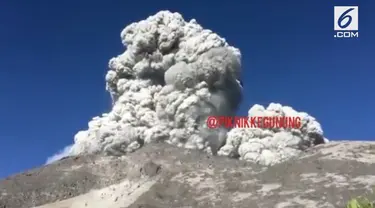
346, 196, 374, 208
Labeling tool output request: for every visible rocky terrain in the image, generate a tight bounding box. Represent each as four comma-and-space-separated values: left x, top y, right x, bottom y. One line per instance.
1, 141, 375, 208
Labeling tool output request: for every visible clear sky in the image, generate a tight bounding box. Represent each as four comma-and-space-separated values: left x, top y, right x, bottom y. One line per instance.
0, 0, 374, 178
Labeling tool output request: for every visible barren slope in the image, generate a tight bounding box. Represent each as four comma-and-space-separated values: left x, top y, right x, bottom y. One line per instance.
1, 141, 375, 208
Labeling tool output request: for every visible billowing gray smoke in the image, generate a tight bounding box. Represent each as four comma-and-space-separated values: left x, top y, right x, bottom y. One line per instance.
219, 103, 328, 165
46, 11, 328, 166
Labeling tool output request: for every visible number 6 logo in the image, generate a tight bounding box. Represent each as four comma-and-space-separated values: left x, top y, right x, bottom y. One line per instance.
338, 8, 354, 29
334, 6, 358, 31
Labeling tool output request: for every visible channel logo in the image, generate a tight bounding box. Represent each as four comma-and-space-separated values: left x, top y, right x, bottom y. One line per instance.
334, 6, 359, 38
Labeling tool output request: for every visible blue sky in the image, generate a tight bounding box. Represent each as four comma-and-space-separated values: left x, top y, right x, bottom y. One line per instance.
0, 0, 374, 178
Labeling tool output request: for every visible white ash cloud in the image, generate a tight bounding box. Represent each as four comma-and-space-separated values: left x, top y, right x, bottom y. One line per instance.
45, 144, 73, 164
218, 103, 328, 165
47, 11, 327, 165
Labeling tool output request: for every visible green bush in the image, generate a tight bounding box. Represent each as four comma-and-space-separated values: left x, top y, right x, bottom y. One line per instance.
346, 197, 374, 208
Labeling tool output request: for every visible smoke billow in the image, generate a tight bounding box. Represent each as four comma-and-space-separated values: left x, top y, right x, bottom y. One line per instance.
46, 11, 327, 165
219, 103, 328, 165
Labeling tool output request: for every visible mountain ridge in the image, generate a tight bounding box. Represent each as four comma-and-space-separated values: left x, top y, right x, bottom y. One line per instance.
1, 140, 375, 208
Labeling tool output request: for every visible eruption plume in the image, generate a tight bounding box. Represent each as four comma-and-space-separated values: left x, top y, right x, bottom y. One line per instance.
47, 11, 327, 166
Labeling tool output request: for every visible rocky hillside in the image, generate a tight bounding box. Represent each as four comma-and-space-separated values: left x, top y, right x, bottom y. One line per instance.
1, 141, 375, 208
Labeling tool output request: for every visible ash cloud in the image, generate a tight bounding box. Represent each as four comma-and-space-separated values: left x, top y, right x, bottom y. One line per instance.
219, 103, 328, 165
47, 11, 328, 166
45, 144, 73, 164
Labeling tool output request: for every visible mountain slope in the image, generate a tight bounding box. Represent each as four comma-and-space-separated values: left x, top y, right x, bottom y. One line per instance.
1, 141, 375, 208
